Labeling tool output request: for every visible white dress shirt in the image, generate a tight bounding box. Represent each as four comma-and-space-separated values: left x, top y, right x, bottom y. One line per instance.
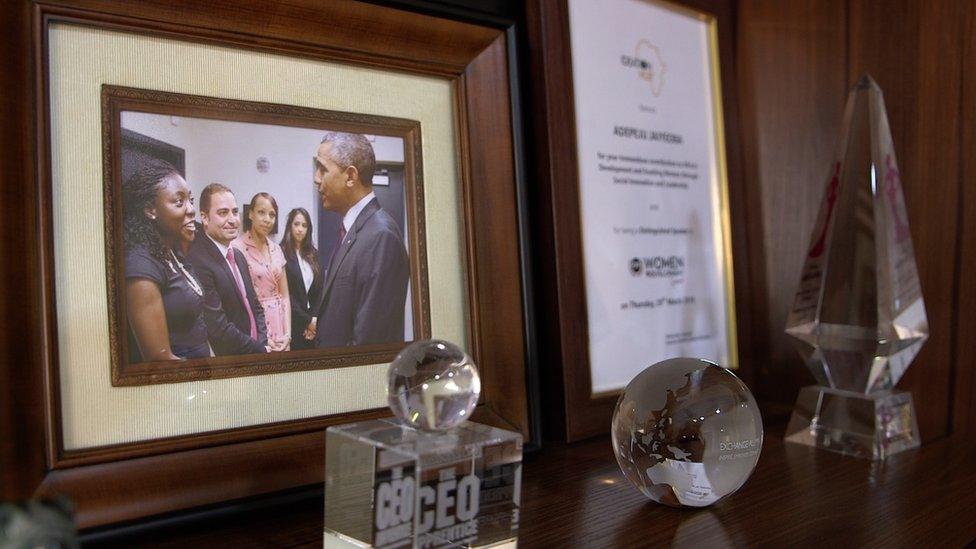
342, 191, 376, 233
208, 234, 247, 291
298, 255, 314, 306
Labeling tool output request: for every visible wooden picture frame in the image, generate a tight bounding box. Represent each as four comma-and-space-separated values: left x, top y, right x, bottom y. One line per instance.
102, 85, 432, 386
1, 0, 531, 529
525, 0, 755, 442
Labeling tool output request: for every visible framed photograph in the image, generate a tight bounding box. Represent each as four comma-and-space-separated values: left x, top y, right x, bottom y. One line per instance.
2, 0, 532, 529
103, 85, 431, 386
526, 0, 754, 441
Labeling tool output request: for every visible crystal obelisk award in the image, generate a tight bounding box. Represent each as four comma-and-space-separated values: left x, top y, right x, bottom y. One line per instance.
784, 74, 928, 460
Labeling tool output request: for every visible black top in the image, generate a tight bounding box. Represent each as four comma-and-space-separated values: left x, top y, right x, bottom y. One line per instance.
125, 245, 209, 362
284, 249, 323, 350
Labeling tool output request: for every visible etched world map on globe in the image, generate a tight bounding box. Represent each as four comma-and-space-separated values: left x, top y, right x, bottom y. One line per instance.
611, 358, 763, 507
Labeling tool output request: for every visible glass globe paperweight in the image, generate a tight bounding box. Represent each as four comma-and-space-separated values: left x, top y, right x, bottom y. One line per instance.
611, 358, 763, 508
324, 340, 521, 548
388, 339, 482, 431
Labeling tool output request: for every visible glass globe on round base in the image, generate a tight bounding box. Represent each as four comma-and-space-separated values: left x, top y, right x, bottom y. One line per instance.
611, 357, 763, 508
387, 339, 481, 431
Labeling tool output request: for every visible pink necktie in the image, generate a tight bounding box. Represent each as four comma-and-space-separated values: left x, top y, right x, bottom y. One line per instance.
227, 247, 258, 340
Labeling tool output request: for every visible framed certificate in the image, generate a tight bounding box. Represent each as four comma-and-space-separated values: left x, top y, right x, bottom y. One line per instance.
527, 0, 752, 441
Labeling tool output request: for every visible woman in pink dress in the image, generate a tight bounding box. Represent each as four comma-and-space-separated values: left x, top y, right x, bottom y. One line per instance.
234, 192, 291, 351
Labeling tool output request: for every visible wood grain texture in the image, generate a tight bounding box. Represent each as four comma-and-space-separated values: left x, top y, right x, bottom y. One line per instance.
847, 0, 963, 442
523, 0, 572, 441
81, 413, 976, 547
520, 429, 976, 547
37, 0, 499, 76
0, 0, 47, 502
735, 0, 848, 406
953, 0, 976, 436
524, 0, 605, 441
459, 34, 529, 435
39, 430, 330, 528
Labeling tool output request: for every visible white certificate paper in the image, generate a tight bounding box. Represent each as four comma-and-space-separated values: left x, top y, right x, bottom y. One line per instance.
568, 0, 737, 394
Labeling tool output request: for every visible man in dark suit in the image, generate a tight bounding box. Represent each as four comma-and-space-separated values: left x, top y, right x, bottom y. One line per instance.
312, 132, 410, 347
187, 183, 268, 355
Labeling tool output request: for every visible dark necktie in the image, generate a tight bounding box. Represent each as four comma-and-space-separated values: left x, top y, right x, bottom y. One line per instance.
328, 225, 347, 272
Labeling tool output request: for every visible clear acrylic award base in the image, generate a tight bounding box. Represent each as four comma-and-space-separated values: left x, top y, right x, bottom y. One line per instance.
784, 386, 920, 460
324, 419, 521, 548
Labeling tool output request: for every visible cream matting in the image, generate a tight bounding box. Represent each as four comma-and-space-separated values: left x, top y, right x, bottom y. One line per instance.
49, 23, 467, 450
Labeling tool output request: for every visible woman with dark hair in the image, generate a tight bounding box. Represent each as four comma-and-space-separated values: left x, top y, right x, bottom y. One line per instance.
280, 208, 324, 350
123, 159, 209, 362
233, 192, 291, 351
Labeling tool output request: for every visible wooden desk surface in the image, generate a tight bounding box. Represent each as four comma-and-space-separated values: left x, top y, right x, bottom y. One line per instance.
84, 418, 976, 548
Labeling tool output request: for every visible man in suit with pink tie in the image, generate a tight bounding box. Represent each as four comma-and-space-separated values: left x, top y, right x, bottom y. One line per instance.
187, 183, 269, 355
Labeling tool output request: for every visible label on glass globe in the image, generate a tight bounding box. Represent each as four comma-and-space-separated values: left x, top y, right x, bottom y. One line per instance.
611, 357, 762, 508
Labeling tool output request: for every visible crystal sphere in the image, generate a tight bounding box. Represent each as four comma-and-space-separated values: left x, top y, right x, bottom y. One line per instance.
388, 340, 481, 431
611, 358, 763, 508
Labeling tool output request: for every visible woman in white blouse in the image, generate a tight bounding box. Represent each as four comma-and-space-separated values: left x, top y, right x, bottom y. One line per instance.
280, 208, 324, 350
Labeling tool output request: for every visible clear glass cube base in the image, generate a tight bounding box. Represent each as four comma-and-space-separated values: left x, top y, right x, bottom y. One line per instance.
324, 419, 521, 548
784, 385, 920, 460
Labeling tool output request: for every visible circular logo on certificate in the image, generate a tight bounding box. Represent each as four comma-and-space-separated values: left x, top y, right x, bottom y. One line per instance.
630, 258, 643, 276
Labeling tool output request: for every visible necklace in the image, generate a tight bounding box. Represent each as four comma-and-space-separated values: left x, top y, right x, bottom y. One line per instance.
166, 250, 204, 297
254, 236, 272, 267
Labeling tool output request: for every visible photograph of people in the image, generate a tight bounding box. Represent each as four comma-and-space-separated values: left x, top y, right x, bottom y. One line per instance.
123, 159, 209, 361
234, 192, 292, 351
115, 105, 423, 382
313, 132, 410, 347
186, 183, 269, 356
281, 208, 324, 350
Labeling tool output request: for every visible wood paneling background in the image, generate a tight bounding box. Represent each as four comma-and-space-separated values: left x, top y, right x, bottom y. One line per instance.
736, 0, 972, 441
736, 0, 848, 407
954, 0, 976, 436
0, 0, 46, 500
